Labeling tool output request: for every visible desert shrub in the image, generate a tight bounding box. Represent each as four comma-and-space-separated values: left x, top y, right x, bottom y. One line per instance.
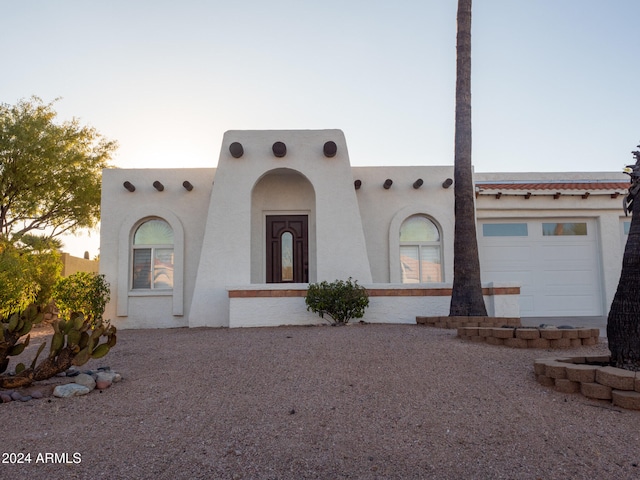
53, 272, 110, 323
305, 278, 369, 325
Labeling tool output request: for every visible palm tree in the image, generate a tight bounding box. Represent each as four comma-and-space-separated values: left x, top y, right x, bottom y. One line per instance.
449, 0, 487, 316
607, 146, 640, 371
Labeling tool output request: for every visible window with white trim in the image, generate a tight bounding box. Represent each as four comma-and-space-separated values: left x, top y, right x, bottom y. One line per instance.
400, 215, 443, 283
132, 219, 174, 290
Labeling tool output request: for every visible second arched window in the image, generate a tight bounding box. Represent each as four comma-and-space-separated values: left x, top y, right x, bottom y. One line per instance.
399, 215, 443, 283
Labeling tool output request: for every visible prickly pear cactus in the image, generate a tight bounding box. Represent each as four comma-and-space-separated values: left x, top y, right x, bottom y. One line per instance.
32, 312, 117, 382
0, 304, 43, 372
0, 310, 117, 388
0, 304, 45, 388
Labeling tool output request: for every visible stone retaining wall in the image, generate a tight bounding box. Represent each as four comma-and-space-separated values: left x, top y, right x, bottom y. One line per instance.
416, 316, 521, 329
534, 356, 640, 410
456, 326, 599, 348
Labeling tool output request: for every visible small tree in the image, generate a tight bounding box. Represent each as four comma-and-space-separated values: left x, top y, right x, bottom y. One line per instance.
53, 272, 110, 324
305, 278, 369, 325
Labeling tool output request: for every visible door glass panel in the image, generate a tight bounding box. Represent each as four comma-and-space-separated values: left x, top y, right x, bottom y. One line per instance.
542, 222, 587, 236
483, 223, 528, 237
281, 232, 293, 281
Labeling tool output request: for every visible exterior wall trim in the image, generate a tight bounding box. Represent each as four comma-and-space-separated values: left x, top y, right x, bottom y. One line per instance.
228, 286, 520, 298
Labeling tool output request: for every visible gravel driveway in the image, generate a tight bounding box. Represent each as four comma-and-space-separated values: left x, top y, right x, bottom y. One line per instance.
2, 323, 638, 479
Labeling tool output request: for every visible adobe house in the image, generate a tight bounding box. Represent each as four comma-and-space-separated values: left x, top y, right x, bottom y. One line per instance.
99, 130, 628, 329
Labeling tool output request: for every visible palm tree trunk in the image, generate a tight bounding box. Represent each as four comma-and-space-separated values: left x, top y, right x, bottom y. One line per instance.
449, 0, 487, 316
607, 155, 640, 371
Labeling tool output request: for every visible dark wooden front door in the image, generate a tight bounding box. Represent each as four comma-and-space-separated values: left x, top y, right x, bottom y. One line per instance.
266, 215, 308, 283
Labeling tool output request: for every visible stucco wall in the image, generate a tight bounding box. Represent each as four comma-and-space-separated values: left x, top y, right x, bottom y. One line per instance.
227, 283, 519, 328
352, 166, 455, 283
100, 168, 214, 329
61, 253, 99, 277
99, 131, 629, 329
189, 130, 372, 328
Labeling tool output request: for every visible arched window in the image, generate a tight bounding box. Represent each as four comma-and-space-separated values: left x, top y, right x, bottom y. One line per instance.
132, 219, 174, 290
400, 215, 442, 283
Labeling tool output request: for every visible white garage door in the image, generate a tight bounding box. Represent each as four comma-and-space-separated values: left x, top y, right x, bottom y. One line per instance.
478, 219, 603, 317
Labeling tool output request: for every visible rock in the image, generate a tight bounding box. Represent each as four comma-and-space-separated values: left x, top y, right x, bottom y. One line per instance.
30, 390, 44, 399
96, 380, 111, 390
95, 371, 120, 389
19, 395, 32, 402
0, 393, 12, 403
74, 373, 96, 390
66, 367, 80, 377
11, 391, 22, 401
97, 366, 111, 372
53, 384, 91, 398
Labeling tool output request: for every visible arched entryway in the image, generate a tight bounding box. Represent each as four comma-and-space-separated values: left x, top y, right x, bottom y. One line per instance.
251, 168, 316, 283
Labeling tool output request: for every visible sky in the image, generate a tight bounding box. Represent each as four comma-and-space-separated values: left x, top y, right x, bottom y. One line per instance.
2, 0, 640, 257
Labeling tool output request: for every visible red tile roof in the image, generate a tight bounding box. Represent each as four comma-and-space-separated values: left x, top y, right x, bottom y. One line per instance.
476, 181, 628, 192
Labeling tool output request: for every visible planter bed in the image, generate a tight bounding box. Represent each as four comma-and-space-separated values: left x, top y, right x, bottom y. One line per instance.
457, 326, 599, 348
416, 316, 521, 329
534, 356, 640, 410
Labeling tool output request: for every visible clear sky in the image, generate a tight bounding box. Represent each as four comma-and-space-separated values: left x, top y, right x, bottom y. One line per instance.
2, 0, 639, 256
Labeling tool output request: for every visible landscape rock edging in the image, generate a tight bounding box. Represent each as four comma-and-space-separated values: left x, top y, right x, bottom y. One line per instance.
534, 356, 640, 410
457, 326, 599, 348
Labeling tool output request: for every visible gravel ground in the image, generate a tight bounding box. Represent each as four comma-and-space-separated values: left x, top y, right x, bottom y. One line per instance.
1, 323, 639, 480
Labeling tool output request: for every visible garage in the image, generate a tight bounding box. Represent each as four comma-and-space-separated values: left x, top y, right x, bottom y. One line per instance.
478, 219, 603, 317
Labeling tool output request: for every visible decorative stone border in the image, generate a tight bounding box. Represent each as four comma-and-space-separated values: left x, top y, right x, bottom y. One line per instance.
416, 316, 521, 329
456, 326, 599, 348
534, 356, 640, 410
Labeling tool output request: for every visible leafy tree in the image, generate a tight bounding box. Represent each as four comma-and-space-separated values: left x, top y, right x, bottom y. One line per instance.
607, 145, 640, 371
449, 0, 488, 316
0, 96, 117, 241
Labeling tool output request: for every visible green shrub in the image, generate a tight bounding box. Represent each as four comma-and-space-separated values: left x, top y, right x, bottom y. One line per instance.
0, 240, 39, 315
0, 236, 63, 315
305, 278, 369, 325
53, 272, 110, 323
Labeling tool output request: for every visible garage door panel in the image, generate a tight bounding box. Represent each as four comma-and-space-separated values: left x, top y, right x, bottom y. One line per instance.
481, 245, 531, 262
542, 269, 595, 287
519, 295, 535, 315
479, 219, 602, 317
542, 294, 600, 315
483, 270, 533, 287
540, 244, 592, 261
